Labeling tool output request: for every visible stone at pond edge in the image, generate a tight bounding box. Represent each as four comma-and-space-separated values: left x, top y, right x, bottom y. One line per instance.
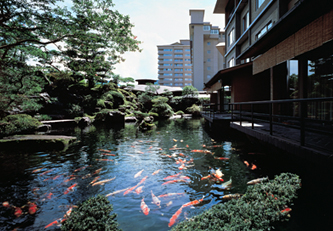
0, 135, 77, 152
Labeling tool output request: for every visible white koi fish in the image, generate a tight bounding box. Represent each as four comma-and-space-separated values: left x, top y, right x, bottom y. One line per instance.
92, 177, 116, 186
134, 169, 144, 178
151, 190, 161, 207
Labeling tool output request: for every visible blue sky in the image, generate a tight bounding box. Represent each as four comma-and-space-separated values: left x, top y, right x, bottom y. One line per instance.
111, 0, 224, 80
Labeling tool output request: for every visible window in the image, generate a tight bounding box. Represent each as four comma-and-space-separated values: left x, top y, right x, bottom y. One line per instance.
163, 59, 172, 61
207, 75, 211, 79
163, 73, 172, 76
175, 64, 183, 66
185, 73, 191, 76
185, 68, 192, 71
185, 54, 191, 56
175, 59, 183, 62
163, 54, 172, 56
185, 83, 192, 86
185, 78, 192, 81
163, 68, 172, 71
185, 49, 190, 52
256, 0, 265, 10
163, 49, 172, 51
207, 50, 211, 54
164, 83, 173, 86
174, 78, 183, 81
207, 58, 211, 62
175, 49, 183, 52
175, 83, 183, 86
256, 21, 272, 40
185, 63, 192, 66
174, 54, 183, 57
228, 58, 235, 68
207, 66, 211, 71
185, 59, 191, 61
174, 68, 183, 71
203, 25, 210, 31
228, 28, 235, 46
210, 30, 219, 34
174, 73, 183, 77
242, 11, 249, 33
163, 63, 172, 66
164, 78, 173, 81
207, 42, 211, 45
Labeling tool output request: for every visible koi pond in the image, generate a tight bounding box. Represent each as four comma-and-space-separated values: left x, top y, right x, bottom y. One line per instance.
0, 118, 331, 230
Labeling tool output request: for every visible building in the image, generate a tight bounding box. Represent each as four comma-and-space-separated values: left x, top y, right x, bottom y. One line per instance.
157, 40, 192, 88
189, 9, 225, 91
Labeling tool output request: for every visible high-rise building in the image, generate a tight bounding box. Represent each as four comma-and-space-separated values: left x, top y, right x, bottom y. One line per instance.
189, 9, 225, 91
157, 40, 192, 88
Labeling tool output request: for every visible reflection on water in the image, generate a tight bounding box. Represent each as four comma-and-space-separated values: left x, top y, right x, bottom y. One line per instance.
1, 118, 330, 230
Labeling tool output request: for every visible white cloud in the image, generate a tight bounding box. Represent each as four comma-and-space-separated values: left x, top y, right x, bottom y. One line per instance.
112, 0, 224, 80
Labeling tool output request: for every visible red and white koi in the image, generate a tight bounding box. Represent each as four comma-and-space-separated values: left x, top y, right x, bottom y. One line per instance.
32, 167, 44, 173
64, 183, 78, 195
135, 186, 143, 194
73, 165, 90, 172
98, 149, 111, 152
181, 196, 204, 208
92, 177, 115, 186
281, 207, 292, 213
134, 169, 144, 178
88, 176, 100, 185
163, 172, 181, 180
14, 207, 23, 217
123, 184, 138, 195
168, 207, 183, 227
101, 153, 116, 156
157, 192, 184, 198
221, 193, 242, 200
247, 177, 268, 185
152, 169, 162, 175
28, 202, 38, 215
140, 198, 150, 215
191, 149, 212, 154
40, 168, 54, 176
106, 188, 129, 197
162, 179, 188, 185
138, 176, 148, 185
151, 190, 161, 207
214, 157, 229, 160
178, 163, 185, 170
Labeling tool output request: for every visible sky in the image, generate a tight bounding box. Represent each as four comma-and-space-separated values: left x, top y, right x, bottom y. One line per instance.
110, 0, 225, 80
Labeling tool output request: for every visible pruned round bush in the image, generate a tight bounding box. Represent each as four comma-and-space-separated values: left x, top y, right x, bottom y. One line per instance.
172, 173, 301, 231
0, 114, 42, 136
61, 195, 121, 231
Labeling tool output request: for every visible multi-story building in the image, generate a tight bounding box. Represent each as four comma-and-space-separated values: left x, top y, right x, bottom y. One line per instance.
157, 40, 192, 88
189, 9, 225, 91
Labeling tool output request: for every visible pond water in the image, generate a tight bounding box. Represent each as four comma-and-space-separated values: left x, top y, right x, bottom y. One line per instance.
0, 118, 331, 230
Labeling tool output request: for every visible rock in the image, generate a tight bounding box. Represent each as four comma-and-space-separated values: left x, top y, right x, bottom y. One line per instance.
37, 124, 51, 132
125, 116, 137, 123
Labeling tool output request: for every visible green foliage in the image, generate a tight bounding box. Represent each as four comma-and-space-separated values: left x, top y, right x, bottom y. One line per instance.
176, 110, 184, 115
182, 86, 199, 98
186, 104, 201, 116
61, 195, 121, 231
170, 96, 183, 105
133, 111, 149, 121
34, 114, 52, 121
0, 114, 42, 136
172, 173, 301, 231
150, 97, 174, 119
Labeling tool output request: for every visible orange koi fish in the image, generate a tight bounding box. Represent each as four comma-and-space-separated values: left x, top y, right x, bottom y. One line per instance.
140, 198, 150, 215
92, 177, 116, 186
164, 172, 181, 180
47, 192, 53, 199
179, 176, 190, 180
281, 207, 292, 213
178, 153, 185, 157
64, 177, 76, 183
40, 168, 54, 176
173, 139, 177, 142
64, 183, 77, 195
74, 165, 90, 172
191, 150, 212, 154
101, 153, 116, 156
214, 157, 229, 160
181, 196, 204, 208
178, 164, 185, 170
14, 207, 23, 217
221, 193, 242, 200
123, 185, 138, 195
135, 186, 143, 194
162, 179, 188, 185
43, 177, 53, 182
186, 144, 189, 148
93, 168, 103, 175
169, 147, 186, 150
201, 175, 212, 180
138, 176, 148, 185
157, 193, 184, 198
53, 175, 61, 180
134, 169, 144, 178
28, 202, 38, 214
152, 169, 162, 175
149, 146, 153, 149
45, 218, 62, 229
2, 201, 10, 208
168, 207, 183, 227
251, 164, 257, 170
89, 176, 100, 185
95, 159, 113, 161
151, 190, 161, 207
244, 161, 250, 167
98, 149, 111, 152
106, 188, 129, 197
32, 167, 44, 173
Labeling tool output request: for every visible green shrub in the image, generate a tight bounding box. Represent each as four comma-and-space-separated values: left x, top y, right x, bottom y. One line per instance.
34, 114, 52, 121
61, 195, 121, 231
150, 96, 174, 119
172, 173, 301, 231
186, 104, 201, 116
133, 111, 149, 121
0, 114, 42, 136
176, 110, 184, 115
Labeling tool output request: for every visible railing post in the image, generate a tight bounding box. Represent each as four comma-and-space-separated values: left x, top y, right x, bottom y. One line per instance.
240, 104, 242, 126
300, 100, 306, 146
251, 104, 254, 129
231, 104, 233, 122
269, 103, 273, 135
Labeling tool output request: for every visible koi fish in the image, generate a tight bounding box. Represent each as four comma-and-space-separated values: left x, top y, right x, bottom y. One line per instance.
149, 146, 153, 149
178, 163, 185, 170
181, 196, 204, 208
191, 150, 212, 154
73, 165, 90, 172
2, 201, 10, 208
14, 207, 23, 217
281, 208, 292, 213
173, 139, 177, 142
151, 190, 161, 207
166, 201, 173, 206
168, 207, 183, 227
179, 176, 190, 180
251, 164, 257, 170
92, 177, 116, 186
45, 219, 61, 229
106, 188, 129, 197
134, 169, 144, 178
40, 168, 54, 176
221, 177, 232, 190
53, 175, 61, 180
221, 193, 242, 200
137, 151, 144, 154
157, 193, 184, 198
186, 144, 189, 148
98, 149, 111, 152
244, 161, 250, 167
180, 140, 183, 142
214, 157, 229, 160
64, 183, 78, 195
47, 192, 53, 199
93, 168, 103, 175
169, 147, 186, 150
43, 177, 53, 182
152, 169, 162, 175
95, 159, 113, 161
101, 153, 116, 156
32, 167, 44, 173
28, 202, 37, 214
135, 186, 143, 194
201, 175, 212, 180
215, 169, 224, 179
64, 177, 76, 183
247, 177, 268, 185
164, 172, 181, 180
123, 184, 138, 195
162, 179, 188, 185
178, 153, 185, 157
88, 176, 100, 185
140, 198, 150, 215
138, 176, 148, 185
